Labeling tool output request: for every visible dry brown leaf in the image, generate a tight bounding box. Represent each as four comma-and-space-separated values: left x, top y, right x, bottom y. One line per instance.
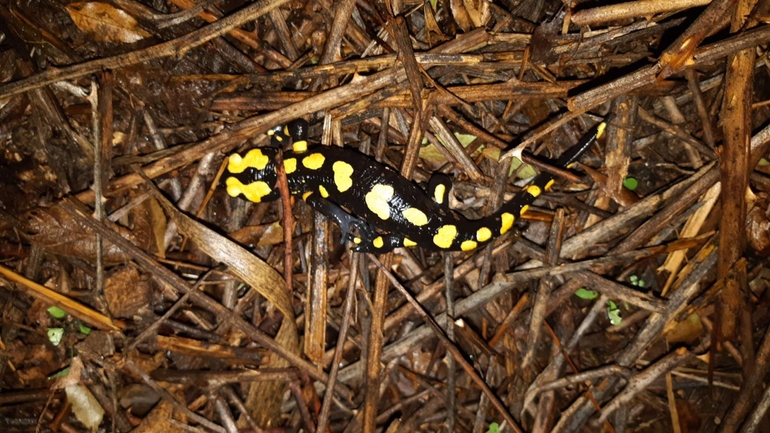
66, 2, 151, 44
229, 221, 286, 247
24, 206, 134, 264
131, 196, 167, 258
257, 221, 285, 247
747, 204, 770, 255
118, 384, 160, 417
151, 189, 299, 426
133, 401, 186, 433
462, 0, 489, 27
104, 266, 151, 318
66, 383, 105, 430
665, 313, 703, 344
127, 350, 166, 376
449, 0, 473, 32
53, 358, 105, 431
423, 3, 448, 44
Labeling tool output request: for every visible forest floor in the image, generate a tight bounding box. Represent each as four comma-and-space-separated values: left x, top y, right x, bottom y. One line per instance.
1, 0, 770, 432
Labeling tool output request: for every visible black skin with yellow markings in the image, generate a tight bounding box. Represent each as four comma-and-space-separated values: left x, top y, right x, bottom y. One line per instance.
225, 120, 605, 253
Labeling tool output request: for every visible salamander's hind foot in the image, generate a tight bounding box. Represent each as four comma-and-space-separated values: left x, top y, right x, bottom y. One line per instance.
349, 220, 406, 253
335, 215, 373, 247
348, 220, 380, 253
302, 192, 373, 246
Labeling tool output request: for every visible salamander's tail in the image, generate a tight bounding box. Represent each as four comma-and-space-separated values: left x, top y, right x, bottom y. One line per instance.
475, 121, 606, 244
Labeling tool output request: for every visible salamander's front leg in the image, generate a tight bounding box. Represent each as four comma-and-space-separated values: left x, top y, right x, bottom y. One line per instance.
302, 192, 416, 253
302, 192, 375, 246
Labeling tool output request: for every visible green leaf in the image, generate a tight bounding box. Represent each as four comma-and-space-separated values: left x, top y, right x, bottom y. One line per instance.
455, 132, 477, 147
623, 177, 638, 191
481, 148, 533, 177
48, 306, 67, 319
78, 324, 92, 335
48, 328, 64, 346
420, 132, 479, 163
759, 158, 769, 166
607, 300, 622, 326
419, 141, 448, 163
575, 288, 599, 300
486, 422, 500, 433
515, 161, 537, 178
430, 0, 437, 10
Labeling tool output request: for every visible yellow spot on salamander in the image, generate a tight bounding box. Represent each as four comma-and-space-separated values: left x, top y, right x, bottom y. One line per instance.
545, 179, 555, 191
284, 158, 297, 174
293, 140, 308, 153
526, 185, 542, 197
274, 134, 283, 142
373, 236, 384, 249
433, 225, 457, 249
596, 122, 606, 139
476, 227, 492, 242
332, 161, 354, 192
402, 208, 428, 226
228, 149, 269, 174
302, 153, 325, 170
403, 238, 417, 247
302, 191, 313, 201
500, 212, 514, 235
319, 185, 329, 198
365, 184, 394, 220
434, 184, 446, 204
226, 178, 272, 202
353, 237, 361, 244
283, 126, 289, 135
520, 204, 530, 216
461, 240, 477, 251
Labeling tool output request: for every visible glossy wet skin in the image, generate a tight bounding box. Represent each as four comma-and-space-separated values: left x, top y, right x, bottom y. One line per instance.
225, 121, 605, 253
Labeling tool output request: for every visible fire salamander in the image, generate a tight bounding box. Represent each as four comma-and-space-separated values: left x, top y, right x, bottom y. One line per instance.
225, 120, 605, 253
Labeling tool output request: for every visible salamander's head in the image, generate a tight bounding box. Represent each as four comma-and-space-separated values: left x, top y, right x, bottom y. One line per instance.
224, 147, 279, 203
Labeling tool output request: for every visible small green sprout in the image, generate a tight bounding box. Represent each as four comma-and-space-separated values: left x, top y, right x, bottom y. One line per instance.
575, 288, 599, 300
623, 177, 638, 191
47, 306, 67, 319
48, 328, 64, 346
78, 324, 91, 335
607, 300, 622, 326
